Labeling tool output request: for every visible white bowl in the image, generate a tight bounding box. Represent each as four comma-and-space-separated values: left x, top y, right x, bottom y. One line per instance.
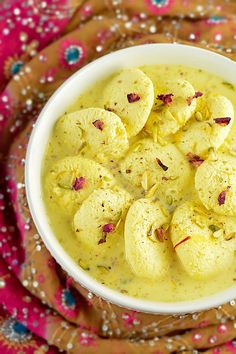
25, 44, 236, 314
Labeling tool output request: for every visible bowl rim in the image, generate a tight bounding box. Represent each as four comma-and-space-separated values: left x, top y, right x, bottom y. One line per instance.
25, 43, 236, 314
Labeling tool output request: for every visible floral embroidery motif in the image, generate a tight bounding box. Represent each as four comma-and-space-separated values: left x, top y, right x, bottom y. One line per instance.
0, 318, 32, 343
55, 288, 79, 318
121, 312, 141, 328
60, 40, 87, 70
145, 0, 174, 14
79, 332, 96, 347
206, 16, 227, 25
3, 55, 24, 79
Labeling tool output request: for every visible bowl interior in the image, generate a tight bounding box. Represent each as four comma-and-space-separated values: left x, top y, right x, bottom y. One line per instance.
25, 43, 236, 314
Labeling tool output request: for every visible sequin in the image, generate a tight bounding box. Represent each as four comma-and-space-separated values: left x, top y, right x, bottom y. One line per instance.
192, 333, 202, 342
206, 16, 227, 25
208, 335, 217, 344
0, 280, 6, 288
61, 289, 76, 310
60, 40, 87, 69
145, 0, 174, 14
11, 61, 23, 75
0, 318, 32, 343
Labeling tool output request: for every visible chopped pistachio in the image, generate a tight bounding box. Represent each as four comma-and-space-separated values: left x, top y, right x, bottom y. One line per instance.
153, 125, 158, 143
57, 173, 73, 189
169, 176, 179, 181
208, 147, 218, 161
182, 124, 189, 132
165, 109, 176, 122
224, 233, 236, 241
79, 259, 90, 271
133, 143, 142, 152
162, 223, 170, 231
209, 224, 220, 232
193, 218, 205, 228
157, 135, 168, 146
57, 182, 71, 190
115, 218, 122, 231
166, 195, 173, 205
97, 265, 110, 272
161, 206, 169, 217
212, 229, 223, 239
193, 207, 209, 217
195, 111, 204, 122
78, 142, 87, 153
222, 81, 235, 90
145, 183, 158, 198
141, 171, 149, 191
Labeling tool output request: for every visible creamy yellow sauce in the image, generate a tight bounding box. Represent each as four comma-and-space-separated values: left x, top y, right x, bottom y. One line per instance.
42, 65, 236, 302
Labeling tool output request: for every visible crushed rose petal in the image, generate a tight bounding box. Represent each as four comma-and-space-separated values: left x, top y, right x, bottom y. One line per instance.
98, 223, 115, 245
218, 186, 231, 206
156, 158, 168, 171
187, 152, 204, 167
102, 223, 115, 233
174, 236, 191, 250
93, 120, 104, 130
155, 227, 167, 242
214, 117, 231, 126
157, 93, 174, 105
72, 177, 87, 191
127, 93, 140, 103
98, 234, 107, 245
187, 91, 203, 106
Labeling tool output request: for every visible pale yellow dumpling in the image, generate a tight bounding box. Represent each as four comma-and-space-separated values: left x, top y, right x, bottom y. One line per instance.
45, 156, 115, 214
55, 108, 129, 161
195, 153, 236, 216
73, 188, 132, 249
125, 198, 171, 279
171, 201, 236, 279
120, 139, 192, 205
145, 79, 196, 139
177, 94, 234, 158
103, 68, 154, 137
54, 112, 83, 155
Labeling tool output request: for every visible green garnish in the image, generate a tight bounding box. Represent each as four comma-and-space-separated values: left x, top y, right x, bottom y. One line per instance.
209, 225, 220, 232
79, 259, 90, 271
222, 81, 235, 90
97, 265, 111, 272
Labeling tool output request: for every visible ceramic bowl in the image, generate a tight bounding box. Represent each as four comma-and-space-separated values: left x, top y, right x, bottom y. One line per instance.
25, 43, 236, 314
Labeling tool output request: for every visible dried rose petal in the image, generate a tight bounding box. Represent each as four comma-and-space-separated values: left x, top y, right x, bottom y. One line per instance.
98, 234, 107, 245
156, 158, 168, 171
174, 236, 191, 250
155, 227, 167, 242
93, 120, 104, 130
98, 223, 115, 245
72, 177, 87, 191
214, 117, 231, 126
102, 223, 115, 233
157, 93, 174, 105
194, 91, 203, 99
104, 104, 114, 112
187, 152, 204, 167
127, 93, 140, 103
218, 186, 231, 206
187, 91, 203, 106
